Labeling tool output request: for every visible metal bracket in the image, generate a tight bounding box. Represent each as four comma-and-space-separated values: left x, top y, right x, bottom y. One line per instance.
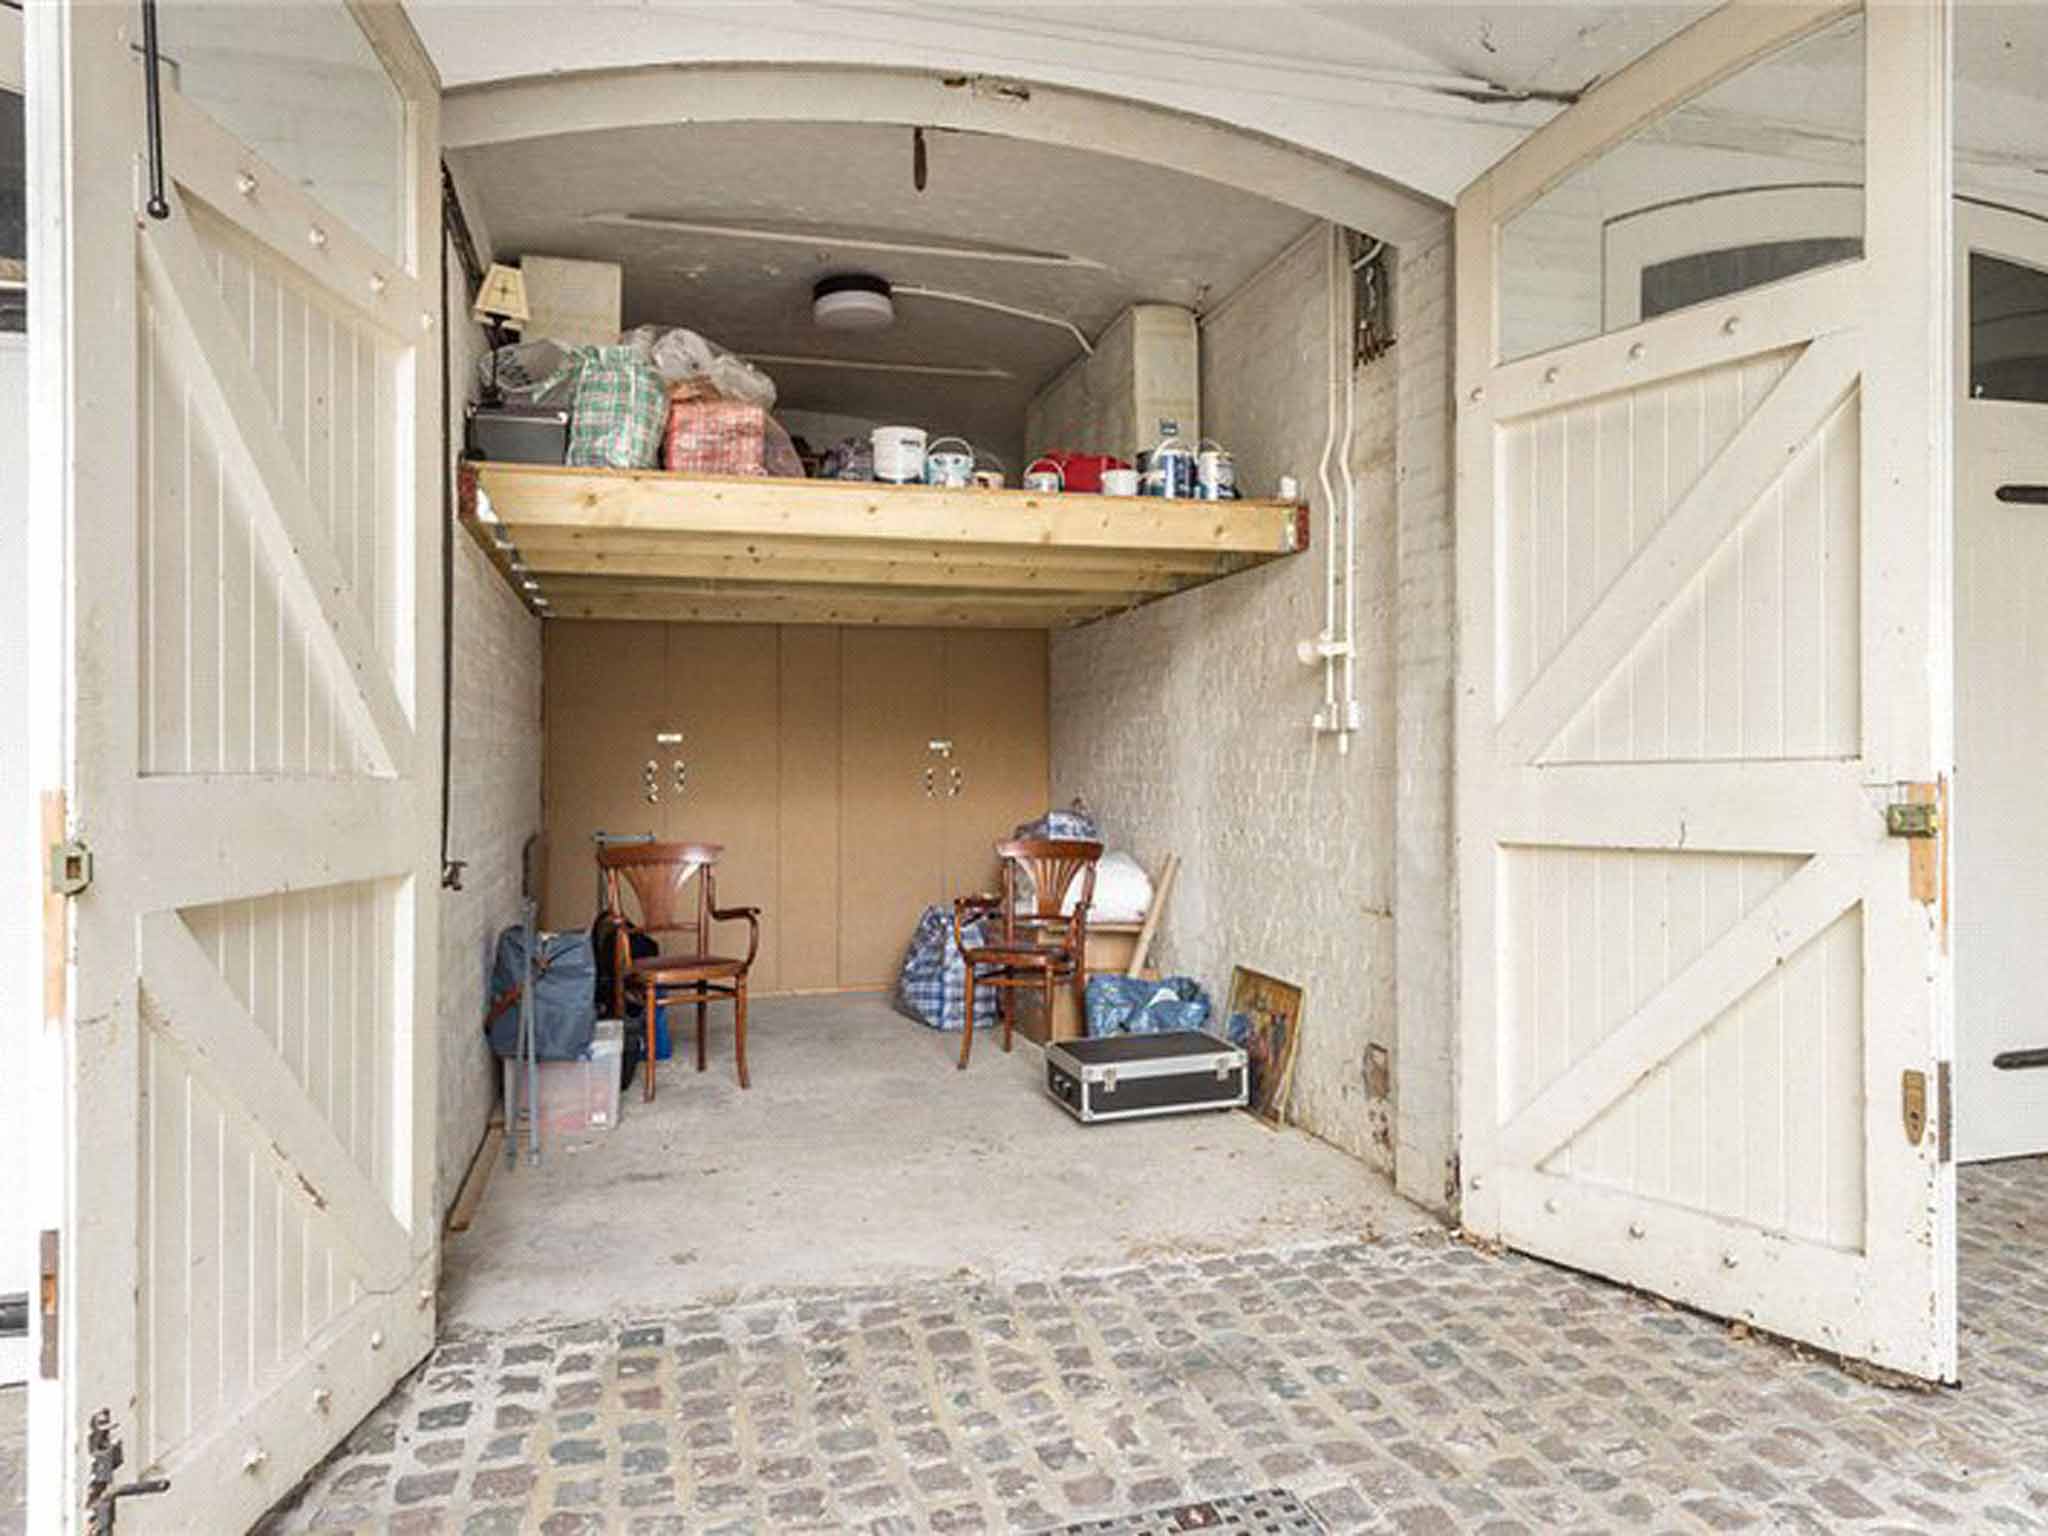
85, 1410, 170, 1533
1885, 802, 1941, 839
49, 840, 93, 897
1937, 1059, 1953, 1165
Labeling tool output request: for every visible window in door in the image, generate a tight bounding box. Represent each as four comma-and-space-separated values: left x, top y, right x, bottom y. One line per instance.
1497, 10, 1866, 361
1, 89, 21, 332
1970, 251, 2048, 405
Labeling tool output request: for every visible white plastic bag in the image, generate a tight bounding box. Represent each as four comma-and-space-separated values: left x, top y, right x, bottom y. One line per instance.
621, 325, 778, 410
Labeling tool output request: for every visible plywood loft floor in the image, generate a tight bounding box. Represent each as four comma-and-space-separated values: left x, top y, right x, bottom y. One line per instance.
441, 994, 1435, 1334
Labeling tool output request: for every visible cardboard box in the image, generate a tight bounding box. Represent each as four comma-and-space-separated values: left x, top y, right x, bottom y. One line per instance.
522, 256, 623, 347
1012, 922, 1144, 1044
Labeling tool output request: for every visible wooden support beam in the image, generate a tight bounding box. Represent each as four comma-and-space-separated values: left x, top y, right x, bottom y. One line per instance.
504, 526, 1226, 592
543, 584, 1114, 629
475, 463, 1307, 556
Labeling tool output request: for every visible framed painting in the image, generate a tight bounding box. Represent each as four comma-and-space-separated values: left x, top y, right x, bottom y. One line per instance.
1223, 967, 1303, 1125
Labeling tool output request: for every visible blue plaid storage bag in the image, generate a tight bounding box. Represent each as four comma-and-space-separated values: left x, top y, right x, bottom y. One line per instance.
894, 903, 989, 1032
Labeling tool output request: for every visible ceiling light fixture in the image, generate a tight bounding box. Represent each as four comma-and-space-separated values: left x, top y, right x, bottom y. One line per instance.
813, 273, 896, 332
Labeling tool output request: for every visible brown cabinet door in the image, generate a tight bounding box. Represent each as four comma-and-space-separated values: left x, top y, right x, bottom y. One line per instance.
778, 627, 842, 992
666, 625, 783, 991
541, 621, 667, 932
839, 628, 947, 988
943, 630, 1051, 902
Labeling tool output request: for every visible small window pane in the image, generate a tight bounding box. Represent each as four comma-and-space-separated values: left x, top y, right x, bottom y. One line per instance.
153, 0, 405, 259
1, 90, 23, 334
1498, 12, 1866, 362
1971, 253, 2048, 405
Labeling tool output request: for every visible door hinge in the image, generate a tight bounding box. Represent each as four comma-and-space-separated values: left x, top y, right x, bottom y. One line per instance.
85, 1409, 170, 1534
1937, 1059, 1953, 1164
38, 1230, 57, 1380
48, 839, 93, 897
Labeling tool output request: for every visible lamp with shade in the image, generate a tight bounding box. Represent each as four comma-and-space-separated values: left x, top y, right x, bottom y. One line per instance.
474, 262, 530, 406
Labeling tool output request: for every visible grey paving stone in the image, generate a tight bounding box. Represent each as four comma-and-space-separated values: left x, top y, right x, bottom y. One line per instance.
234, 1158, 2048, 1536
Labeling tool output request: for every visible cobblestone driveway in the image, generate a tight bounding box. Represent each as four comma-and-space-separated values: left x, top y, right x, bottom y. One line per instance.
259, 1158, 2048, 1535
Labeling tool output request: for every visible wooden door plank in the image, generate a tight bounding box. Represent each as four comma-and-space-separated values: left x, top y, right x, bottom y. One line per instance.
1496, 331, 1861, 765
1496, 854, 1861, 1170
1497, 761, 1873, 855
129, 777, 416, 911
139, 910, 411, 1289
140, 196, 414, 776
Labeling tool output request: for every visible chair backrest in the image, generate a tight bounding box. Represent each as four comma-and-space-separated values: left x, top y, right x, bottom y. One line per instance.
996, 838, 1103, 940
598, 840, 723, 955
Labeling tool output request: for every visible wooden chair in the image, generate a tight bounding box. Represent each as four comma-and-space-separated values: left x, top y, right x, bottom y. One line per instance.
598, 841, 760, 1100
951, 838, 1103, 1069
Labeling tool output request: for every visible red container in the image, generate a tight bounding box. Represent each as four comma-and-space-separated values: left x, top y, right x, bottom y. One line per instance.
1040, 451, 1129, 494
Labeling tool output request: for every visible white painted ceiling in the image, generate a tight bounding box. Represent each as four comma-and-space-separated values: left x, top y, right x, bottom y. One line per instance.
427, 1, 2048, 452
452, 121, 1318, 460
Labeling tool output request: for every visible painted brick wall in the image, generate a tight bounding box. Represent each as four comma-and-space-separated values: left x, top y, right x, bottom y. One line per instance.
435, 248, 545, 1221
1391, 223, 1459, 1213
1050, 230, 1403, 1171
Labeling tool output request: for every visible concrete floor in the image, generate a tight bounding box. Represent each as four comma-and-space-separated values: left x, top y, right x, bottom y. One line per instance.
444, 994, 1434, 1333
0, 1389, 19, 1536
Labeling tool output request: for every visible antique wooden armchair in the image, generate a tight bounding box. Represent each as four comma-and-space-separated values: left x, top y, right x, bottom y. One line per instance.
597, 840, 761, 1099
950, 838, 1103, 1069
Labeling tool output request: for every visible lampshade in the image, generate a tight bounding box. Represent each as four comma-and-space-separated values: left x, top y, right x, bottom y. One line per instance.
474, 262, 530, 328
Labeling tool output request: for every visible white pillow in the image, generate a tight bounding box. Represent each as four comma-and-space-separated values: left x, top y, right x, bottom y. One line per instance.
1013, 850, 1152, 923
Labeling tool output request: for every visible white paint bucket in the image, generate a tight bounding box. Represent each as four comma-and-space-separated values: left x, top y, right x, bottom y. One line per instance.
1100, 467, 1140, 496
872, 425, 928, 484
1022, 457, 1065, 494
923, 436, 976, 487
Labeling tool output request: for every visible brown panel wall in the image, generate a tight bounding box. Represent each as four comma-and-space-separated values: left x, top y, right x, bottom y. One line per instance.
543, 622, 1049, 993
666, 625, 783, 992
944, 630, 1052, 902
541, 621, 666, 932
838, 629, 948, 989
778, 627, 843, 991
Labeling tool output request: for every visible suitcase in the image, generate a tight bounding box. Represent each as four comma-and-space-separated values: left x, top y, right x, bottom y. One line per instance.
1044, 1030, 1248, 1124
467, 403, 571, 464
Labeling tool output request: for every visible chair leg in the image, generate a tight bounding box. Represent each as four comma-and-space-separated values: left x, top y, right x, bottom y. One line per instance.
1041, 972, 1053, 1046
696, 996, 709, 1073
734, 978, 750, 1090
642, 983, 657, 1104
959, 969, 976, 1070
1072, 965, 1088, 1038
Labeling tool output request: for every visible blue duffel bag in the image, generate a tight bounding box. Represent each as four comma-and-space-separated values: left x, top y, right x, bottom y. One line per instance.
1084, 974, 1211, 1038
486, 925, 598, 1061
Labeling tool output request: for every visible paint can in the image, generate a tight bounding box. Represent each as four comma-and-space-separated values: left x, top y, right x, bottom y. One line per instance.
1196, 440, 1237, 501
923, 436, 976, 488
871, 425, 928, 484
1100, 466, 1140, 496
1140, 436, 1196, 499
971, 469, 1006, 490
1023, 457, 1065, 494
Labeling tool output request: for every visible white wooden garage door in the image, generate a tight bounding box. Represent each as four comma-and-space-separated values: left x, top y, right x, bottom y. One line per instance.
28, 3, 443, 1528
1455, 3, 1958, 1382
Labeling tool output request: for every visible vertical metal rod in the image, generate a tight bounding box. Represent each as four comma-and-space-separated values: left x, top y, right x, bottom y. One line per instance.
140, 0, 172, 220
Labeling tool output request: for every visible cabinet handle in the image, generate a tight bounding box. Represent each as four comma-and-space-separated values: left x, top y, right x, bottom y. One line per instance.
948, 765, 964, 798
673, 759, 687, 795
642, 759, 660, 804
922, 766, 936, 799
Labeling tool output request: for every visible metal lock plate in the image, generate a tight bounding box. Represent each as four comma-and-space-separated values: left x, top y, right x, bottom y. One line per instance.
1902, 1068, 1928, 1145
1886, 802, 1941, 839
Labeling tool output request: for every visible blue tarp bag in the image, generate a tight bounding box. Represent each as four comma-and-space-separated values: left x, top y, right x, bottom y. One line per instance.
487, 926, 599, 1061
894, 903, 989, 1032
1084, 974, 1211, 1038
